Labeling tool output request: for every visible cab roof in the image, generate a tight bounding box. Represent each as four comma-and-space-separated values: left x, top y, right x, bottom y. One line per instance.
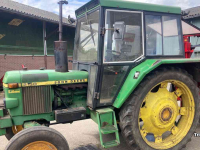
76, 0, 182, 17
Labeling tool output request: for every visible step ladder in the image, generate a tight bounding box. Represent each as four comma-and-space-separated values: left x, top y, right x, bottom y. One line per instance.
96, 108, 120, 148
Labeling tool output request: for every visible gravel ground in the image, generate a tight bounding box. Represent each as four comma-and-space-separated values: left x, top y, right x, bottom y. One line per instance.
0, 119, 200, 150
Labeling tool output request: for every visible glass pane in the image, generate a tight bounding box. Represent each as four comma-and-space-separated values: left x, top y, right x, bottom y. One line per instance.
74, 10, 99, 62
100, 66, 129, 104
182, 21, 200, 35
145, 15, 163, 55
104, 10, 143, 63
87, 65, 98, 106
163, 16, 182, 55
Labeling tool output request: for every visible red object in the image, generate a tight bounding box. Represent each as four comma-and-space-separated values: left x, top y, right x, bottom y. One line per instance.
22, 64, 25, 69
0, 75, 4, 84
183, 34, 200, 58
184, 36, 193, 58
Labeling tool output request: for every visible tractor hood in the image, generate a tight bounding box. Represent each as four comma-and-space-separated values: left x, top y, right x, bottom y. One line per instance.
3, 70, 88, 87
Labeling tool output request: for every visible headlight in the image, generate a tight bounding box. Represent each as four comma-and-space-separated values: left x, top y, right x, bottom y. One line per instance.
8, 83, 18, 89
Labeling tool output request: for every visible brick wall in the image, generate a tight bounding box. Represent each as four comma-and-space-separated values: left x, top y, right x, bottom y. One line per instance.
0, 55, 73, 78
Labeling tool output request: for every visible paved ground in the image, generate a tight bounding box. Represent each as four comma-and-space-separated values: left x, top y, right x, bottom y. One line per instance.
0, 119, 200, 150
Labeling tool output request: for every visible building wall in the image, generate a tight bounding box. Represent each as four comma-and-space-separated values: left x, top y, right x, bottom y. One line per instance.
0, 11, 75, 56
190, 17, 200, 51
0, 11, 75, 79
0, 55, 73, 78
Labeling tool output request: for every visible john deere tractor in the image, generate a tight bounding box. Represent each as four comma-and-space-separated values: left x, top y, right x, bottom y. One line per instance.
1, 0, 200, 149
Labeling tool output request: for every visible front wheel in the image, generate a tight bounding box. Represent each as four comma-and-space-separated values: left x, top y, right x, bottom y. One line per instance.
5, 125, 23, 140
5, 126, 69, 150
119, 67, 200, 150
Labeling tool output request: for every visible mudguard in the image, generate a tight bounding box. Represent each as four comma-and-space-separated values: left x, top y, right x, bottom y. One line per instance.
113, 59, 200, 108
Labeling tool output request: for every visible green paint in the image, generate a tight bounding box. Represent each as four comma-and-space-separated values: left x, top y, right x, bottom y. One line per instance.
0, 109, 4, 117
0, 11, 75, 56
76, 0, 181, 17
96, 108, 120, 148
3, 71, 21, 84
100, 0, 181, 14
24, 121, 42, 129
76, 5, 100, 18
90, 110, 98, 124
113, 58, 200, 108
0, 129, 6, 136
4, 70, 88, 84
4, 88, 23, 116
5, 98, 18, 109
0, 116, 13, 128
12, 112, 54, 126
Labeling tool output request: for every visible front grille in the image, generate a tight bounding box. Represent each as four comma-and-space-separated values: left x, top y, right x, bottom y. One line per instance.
22, 86, 52, 115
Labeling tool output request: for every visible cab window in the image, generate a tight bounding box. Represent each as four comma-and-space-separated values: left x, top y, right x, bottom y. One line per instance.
145, 15, 183, 56
103, 10, 143, 63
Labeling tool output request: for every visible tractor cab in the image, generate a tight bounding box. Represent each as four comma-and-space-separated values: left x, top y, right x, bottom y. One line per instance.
73, 0, 187, 109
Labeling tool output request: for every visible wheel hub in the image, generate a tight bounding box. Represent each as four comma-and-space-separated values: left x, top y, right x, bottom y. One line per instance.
140, 88, 179, 135
160, 107, 172, 122
22, 141, 57, 150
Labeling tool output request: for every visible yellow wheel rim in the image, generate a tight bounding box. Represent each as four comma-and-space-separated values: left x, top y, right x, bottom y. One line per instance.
12, 125, 23, 134
139, 80, 195, 149
22, 141, 57, 150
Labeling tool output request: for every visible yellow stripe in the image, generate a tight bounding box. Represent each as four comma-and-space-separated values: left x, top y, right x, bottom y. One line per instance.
8, 90, 20, 93
4, 79, 88, 88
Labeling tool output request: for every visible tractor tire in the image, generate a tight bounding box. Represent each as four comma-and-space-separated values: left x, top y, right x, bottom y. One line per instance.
119, 67, 200, 150
5, 125, 23, 140
5, 126, 69, 150
5, 128, 14, 140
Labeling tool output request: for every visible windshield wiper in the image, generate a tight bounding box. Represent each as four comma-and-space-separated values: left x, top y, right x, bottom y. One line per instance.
82, 32, 96, 48
85, 11, 95, 46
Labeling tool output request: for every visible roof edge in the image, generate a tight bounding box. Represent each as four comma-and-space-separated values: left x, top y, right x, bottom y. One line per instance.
100, 0, 181, 14
0, 7, 75, 28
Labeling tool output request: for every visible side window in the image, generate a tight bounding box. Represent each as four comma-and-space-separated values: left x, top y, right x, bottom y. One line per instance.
100, 66, 129, 105
145, 15, 183, 56
145, 15, 162, 55
163, 16, 182, 55
104, 10, 143, 63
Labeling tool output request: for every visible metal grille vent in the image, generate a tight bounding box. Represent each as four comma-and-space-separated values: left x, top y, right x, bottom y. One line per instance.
76, 0, 99, 17
22, 86, 52, 115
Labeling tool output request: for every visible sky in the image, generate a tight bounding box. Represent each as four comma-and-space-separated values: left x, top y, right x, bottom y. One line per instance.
13, 0, 200, 18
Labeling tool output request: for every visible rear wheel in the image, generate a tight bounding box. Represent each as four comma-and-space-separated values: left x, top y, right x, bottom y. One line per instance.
5, 126, 69, 150
119, 67, 200, 150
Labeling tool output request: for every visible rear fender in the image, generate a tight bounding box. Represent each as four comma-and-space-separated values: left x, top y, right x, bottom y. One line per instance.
113, 59, 200, 108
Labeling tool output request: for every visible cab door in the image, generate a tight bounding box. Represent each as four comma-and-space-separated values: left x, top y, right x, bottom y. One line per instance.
95, 9, 144, 107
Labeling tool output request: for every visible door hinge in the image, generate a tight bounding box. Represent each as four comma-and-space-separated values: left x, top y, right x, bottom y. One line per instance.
100, 28, 105, 36
95, 92, 100, 99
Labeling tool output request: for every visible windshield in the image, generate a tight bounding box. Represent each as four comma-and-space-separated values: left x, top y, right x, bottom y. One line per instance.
74, 10, 99, 62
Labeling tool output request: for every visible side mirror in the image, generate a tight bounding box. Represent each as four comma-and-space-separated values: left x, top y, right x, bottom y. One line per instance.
113, 22, 125, 40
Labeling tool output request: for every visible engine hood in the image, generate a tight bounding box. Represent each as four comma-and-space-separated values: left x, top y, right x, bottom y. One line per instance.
3, 70, 88, 87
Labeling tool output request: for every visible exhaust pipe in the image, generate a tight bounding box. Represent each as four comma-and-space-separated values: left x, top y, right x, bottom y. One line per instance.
54, 0, 69, 72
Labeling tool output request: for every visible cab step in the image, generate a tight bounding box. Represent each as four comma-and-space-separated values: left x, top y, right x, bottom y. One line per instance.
101, 124, 118, 134
96, 108, 120, 148
104, 140, 120, 149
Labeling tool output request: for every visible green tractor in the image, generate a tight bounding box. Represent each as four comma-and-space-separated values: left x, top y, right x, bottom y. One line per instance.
1, 0, 200, 149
